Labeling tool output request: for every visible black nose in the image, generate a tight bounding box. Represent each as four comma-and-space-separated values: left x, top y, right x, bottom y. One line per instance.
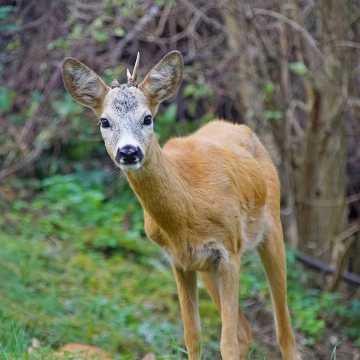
116, 145, 143, 165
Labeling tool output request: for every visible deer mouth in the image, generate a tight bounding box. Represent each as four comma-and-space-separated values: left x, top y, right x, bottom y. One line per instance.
117, 156, 144, 171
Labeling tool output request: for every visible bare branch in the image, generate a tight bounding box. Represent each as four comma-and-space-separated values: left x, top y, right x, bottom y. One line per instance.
111, 4, 160, 63
336, 41, 360, 50
252, 8, 323, 60
179, 0, 225, 32
296, 247, 360, 287
348, 193, 360, 204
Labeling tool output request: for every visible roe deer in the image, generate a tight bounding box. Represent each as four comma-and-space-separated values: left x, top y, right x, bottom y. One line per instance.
62, 51, 300, 360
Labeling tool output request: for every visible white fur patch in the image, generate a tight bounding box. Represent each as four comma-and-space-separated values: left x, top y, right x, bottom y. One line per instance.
116, 132, 143, 152
163, 241, 230, 271
241, 207, 267, 252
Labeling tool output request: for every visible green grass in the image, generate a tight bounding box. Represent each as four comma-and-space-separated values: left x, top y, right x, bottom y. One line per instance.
0, 171, 359, 359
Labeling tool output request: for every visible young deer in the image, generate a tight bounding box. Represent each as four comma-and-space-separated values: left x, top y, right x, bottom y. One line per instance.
62, 51, 300, 360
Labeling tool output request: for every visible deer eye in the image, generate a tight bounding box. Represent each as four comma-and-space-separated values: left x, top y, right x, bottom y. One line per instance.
142, 114, 152, 126
99, 118, 111, 128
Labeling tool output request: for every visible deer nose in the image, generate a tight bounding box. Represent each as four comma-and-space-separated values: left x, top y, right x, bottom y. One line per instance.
116, 145, 143, 165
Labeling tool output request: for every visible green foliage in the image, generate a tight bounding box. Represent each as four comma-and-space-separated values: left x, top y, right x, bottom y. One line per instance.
1, 171, 359, 359
183, 83, 214, 119
285, 251, 326, 342
154, 0, 177, 6
156, 101, 213, 144
264, 110, 282, 122
0, 86, 16, 114
156, 105, 186, 141
91, 19, 109, 43
333, 298, 360, 346
289, 62, 308, 77
261, 82, 282, 122
0, 5, 14, 19
1, 173, 180, 359
52, 94, 82, 118
262, 82, 275, 98
183, 83, 212, 100
0, 5, 18, 32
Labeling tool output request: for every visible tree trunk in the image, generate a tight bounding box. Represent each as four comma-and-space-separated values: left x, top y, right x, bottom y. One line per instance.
296, 0, 348, 264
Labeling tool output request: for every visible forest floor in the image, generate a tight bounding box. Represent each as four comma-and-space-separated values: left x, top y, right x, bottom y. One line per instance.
0, 170, 359, 359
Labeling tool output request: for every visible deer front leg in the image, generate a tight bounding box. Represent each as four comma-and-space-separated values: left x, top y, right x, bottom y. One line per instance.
217, 256, 240, 360
173, 268, 201, 360
201, 271, 252, 358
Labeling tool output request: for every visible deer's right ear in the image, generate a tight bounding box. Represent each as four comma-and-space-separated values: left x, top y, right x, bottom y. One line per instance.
62, 58, 109, 112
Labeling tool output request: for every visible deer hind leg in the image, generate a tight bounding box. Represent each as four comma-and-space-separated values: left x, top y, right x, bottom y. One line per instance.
201, 271, 252, 359
173, 268, 201, 360
257, 226, 301, 360
218, 255, 243, 360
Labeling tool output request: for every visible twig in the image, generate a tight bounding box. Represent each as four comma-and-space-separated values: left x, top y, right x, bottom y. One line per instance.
348, 193, 360, 204
179, 0, 225, 32
153, 3, 172, 38
327, 222, 360, 291
347, 97, 360, 109
252, 8, 323, 60
7, 12, 49, 33
0, 145, 43, 182
296, 249, 360, 287
336, 41, 360, 50
110, 4, 160, 63
0, 66, 62, 182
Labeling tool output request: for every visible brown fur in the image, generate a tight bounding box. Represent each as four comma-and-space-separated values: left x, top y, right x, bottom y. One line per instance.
127, 120, 300, 359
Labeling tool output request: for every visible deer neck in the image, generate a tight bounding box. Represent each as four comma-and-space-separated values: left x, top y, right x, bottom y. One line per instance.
126, 136, 191, 233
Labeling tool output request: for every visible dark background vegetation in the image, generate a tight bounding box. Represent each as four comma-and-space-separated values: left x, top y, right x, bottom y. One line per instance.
0, 0, 359, 359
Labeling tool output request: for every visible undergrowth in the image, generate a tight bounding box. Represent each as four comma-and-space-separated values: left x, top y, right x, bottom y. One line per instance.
0, 171, 359, 359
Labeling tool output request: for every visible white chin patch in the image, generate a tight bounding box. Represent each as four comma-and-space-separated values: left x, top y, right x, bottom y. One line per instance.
118, 161, 143, 172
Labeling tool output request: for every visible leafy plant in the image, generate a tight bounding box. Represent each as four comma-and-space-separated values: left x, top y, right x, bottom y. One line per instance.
0, 86, 16, 114
1, 172, 359, 358
289, 62, 308, 77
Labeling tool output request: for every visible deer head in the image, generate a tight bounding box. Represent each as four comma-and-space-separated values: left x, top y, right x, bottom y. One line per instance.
62, 51, 183, 171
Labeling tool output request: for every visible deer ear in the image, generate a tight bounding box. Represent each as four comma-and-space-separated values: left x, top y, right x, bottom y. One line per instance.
139, 51, 183, 108
62, 58, 109, 112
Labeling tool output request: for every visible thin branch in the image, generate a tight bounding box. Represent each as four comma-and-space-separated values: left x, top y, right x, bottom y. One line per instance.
347, 97, 360, 109
335, 221, 360, 244
328, 222, 360, 291
296, 250, 360, 287
252, 8, 323, 60
179, 0, 225, 32
110, 4, 160, 63
348, 193, 360, 204
336, 41, 360, 50
153, 3, 172, 37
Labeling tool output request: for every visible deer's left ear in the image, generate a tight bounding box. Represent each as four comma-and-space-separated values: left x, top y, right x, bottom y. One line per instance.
139, 51, 183, 109
62, 58, 109, 113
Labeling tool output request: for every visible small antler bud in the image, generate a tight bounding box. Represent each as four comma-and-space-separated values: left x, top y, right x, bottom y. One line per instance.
127, 51, 140, 86
111, 79, 120, 88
